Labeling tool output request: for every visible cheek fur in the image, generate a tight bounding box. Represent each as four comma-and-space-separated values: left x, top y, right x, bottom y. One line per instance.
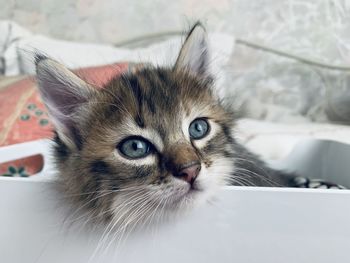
196, 156, 234, 189
109, 179, 191, 228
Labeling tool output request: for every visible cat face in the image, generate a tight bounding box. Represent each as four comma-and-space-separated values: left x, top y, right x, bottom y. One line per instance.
36, 23, 235, 228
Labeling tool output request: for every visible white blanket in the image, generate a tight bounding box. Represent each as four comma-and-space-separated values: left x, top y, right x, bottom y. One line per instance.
0, 21, 233, 75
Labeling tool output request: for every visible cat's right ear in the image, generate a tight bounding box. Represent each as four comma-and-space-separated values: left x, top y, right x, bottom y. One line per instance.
174, 22, 211, 78
35, 55, 96, 149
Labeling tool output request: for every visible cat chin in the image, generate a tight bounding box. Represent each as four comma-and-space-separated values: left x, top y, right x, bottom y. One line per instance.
107, 185, 207, 229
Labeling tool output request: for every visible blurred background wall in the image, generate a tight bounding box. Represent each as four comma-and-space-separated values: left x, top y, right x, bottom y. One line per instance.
1, 0, 350, 123
1, 0, 349, 50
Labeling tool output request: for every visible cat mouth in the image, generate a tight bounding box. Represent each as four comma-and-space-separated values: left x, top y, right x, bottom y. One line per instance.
190, 183, 202, 192
165, 181, 205, 206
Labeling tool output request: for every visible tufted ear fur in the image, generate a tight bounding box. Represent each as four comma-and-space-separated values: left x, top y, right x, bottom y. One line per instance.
174, 22, 211, 78
35, 56, 96, 149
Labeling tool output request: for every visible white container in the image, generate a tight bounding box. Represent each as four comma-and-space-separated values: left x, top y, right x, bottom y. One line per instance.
0, 139, 349, 263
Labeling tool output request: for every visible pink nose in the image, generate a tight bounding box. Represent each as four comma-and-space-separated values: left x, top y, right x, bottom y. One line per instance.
178, 163, 201, 184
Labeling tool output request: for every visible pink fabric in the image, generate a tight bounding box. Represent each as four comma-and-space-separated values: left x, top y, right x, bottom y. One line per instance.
0, 62, 130, 177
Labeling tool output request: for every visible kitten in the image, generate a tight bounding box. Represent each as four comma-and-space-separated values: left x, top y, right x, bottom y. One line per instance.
35, 23, 341, 229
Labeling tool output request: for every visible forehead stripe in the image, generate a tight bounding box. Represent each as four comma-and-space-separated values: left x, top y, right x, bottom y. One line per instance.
124, 75, 146, 128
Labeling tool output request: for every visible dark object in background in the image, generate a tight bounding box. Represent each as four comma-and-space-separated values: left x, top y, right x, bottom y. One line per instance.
326, 92, 350, 124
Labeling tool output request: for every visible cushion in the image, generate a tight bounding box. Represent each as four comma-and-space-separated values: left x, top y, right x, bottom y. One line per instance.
0, 62, 139, 177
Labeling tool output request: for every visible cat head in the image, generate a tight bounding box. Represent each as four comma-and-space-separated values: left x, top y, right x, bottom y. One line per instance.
36, 23, 235, 228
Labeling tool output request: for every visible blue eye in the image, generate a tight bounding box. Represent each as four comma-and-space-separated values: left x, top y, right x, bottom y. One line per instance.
119, 137, 151, 159
189, 119, 210, 139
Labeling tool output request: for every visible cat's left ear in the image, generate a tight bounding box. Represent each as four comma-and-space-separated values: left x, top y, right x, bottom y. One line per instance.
35, 55, 96, 149
174, 22, 210, 78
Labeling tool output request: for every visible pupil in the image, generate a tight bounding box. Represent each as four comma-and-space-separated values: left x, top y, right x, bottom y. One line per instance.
195, 123, 202, 132
132, 141, 140, 151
